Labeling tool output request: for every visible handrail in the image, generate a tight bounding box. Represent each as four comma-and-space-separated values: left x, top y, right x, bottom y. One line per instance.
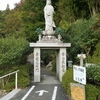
0, 70, 20, 89
0, 70, 19, 79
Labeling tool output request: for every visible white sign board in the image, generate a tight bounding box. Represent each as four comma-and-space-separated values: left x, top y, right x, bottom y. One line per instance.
73, 65, 86, 85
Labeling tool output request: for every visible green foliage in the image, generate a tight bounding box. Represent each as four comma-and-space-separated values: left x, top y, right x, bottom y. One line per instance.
86, 64, 100, 84
4, 11, 22, 35
0, 11, 5, 37
41, 50, 56, 65
17, 64, 31, 88
86, 84, 99, 100
62, 67, 100, 100
3, 82, 15, 92
66, 15, 100, 62
89, 43, 100, 63
21, 0, 45, 42
1, 64, 32, 92
52, 59, 56, 72
56, 0, 90, 24
0, 36, 29, 68
62, 68, 76, 95
59, 20, 69, 31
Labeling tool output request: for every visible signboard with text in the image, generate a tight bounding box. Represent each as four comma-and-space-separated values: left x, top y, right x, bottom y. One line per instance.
73, 65, 86, 85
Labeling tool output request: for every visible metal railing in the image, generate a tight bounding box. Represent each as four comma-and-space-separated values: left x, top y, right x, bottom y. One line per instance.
0, 70, 19, 90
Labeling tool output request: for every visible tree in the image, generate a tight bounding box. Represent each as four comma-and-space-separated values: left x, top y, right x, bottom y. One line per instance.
0, 11, 5, 37
21, 0, 58, 42
56, 0, 91, 25
4, 10, 22, 36
66, 15, 100, 62
0, 36, 29, 70
89, 43, 100, 63
14, 0, 25, 11
0, 36, 29, 88
85, 0, 100, 16
20, 0, 45, 42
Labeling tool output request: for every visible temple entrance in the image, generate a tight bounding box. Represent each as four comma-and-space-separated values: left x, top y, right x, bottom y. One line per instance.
40, 49, 63, 83
29, 0, 71, 83
30, 43, 71, 82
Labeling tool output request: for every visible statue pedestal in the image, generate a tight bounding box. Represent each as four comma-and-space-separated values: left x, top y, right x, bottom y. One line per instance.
37, 36, 63, 43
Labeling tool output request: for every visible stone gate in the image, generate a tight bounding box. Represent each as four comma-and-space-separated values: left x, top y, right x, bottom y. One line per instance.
30, 0, 71, 82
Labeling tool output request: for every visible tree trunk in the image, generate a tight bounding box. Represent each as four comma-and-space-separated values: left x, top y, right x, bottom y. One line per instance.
92, 6, 96, 16
2, 79, 5, 88
5, 76, 10, 85
87, 0, 92, 16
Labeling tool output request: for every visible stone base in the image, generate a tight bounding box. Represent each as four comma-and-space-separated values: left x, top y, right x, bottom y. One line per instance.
37, 36, 63, 43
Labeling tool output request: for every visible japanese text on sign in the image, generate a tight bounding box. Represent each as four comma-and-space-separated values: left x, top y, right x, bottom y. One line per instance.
35, 52, 39, 72
73, 65, 86, 85
61, 52, 66, 75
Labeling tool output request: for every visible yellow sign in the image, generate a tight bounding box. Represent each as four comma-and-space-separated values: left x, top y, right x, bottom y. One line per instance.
70, 83, 86, 100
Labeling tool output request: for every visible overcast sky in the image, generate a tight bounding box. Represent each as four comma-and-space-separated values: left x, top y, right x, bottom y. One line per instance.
0, 0, 21, 10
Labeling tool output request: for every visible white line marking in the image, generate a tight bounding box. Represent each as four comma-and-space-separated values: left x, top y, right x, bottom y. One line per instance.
21, 85, 35, 100
51, 86, 58, 100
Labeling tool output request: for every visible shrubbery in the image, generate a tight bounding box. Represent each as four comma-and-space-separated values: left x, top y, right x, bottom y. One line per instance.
62, 68, 76, 95
0, 36, 29, 69
0, 64, 32, 92
62, 67, 100, 100
86, 64, 100, 85
18, 65, 32, 88
89, 43, 100, 64
0, 36, 31, 91
86, 84, 99, 100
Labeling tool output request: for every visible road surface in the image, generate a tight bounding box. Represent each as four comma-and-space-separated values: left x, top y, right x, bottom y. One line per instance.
10, 68, 70, 100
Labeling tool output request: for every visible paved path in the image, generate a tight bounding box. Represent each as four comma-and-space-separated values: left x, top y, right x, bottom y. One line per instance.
10, 67, 70, 100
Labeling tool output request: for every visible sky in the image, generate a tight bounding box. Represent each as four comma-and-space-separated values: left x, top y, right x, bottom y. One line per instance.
0, 0, 21, 10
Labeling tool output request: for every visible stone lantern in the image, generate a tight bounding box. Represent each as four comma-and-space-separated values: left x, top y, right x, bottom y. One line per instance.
77, 53, 86, 66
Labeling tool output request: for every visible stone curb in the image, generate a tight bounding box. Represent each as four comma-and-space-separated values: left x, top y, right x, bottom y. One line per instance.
0, 89, 21, 100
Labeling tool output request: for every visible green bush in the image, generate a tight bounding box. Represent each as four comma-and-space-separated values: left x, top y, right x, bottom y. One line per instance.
86, 84, 99, 100
18, 76, 30, 88
89, 43, 100, 64
86, 64, 100, 85
0, 36, 29, 70
62, 67, 100, 100
17, 65, 31, 88
3, 82, 15, 92
62, 68, 76, 95
1, 64, 32, 92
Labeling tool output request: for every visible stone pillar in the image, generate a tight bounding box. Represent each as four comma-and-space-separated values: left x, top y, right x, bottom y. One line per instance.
56, 50, 59, 78
34, 48, 40, 82
59, 48, 67, 82
77, 54, 86, 66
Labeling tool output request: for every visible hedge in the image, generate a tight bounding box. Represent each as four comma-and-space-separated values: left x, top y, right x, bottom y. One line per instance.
62, 67, 100, 100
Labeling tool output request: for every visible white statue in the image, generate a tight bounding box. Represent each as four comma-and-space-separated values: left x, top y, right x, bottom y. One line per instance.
44, 0, 56, 35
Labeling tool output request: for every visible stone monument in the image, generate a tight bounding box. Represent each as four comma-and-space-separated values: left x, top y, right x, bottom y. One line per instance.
37, 0, 63, 43
77, 53, 86, 66
44, 0, 56, 35
30, 0, 71, 82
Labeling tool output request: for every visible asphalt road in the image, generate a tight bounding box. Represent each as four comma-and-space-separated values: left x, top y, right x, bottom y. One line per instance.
10, 68, 71, 100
